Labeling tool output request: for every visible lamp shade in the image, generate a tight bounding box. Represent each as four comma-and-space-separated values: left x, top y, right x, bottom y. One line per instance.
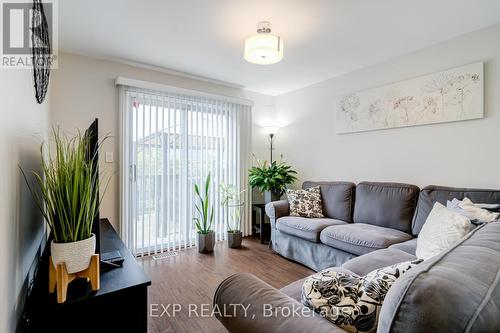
244, 22, 283, 65
264, 126, 280, 135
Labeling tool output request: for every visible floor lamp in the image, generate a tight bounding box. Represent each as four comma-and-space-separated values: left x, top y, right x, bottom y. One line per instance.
264, 126, 280, 163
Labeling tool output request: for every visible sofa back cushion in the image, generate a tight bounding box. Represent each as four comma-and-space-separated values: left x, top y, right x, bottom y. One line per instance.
377, 221, 500, 333
302, 181, 355, 222
411, 185, 500, 236
353, 182, 419, 233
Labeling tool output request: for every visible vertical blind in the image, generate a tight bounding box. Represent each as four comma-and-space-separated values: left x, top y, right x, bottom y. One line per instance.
119, 85, 252, 256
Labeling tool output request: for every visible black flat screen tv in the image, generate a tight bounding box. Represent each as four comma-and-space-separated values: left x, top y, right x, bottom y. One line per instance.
85, 118, 100, 254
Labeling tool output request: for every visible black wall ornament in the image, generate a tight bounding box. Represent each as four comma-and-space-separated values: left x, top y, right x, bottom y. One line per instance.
31, 0, 51, 104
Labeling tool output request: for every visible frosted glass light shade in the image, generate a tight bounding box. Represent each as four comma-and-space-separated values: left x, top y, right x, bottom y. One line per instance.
264, 126, 280, 135
244, 34, 284, 65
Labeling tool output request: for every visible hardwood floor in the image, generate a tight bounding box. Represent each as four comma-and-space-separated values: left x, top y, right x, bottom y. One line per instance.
140, 237, 314, 333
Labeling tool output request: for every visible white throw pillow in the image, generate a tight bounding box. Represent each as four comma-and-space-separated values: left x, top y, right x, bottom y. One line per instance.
416, 202, 471, 260
458, 198, 500, 223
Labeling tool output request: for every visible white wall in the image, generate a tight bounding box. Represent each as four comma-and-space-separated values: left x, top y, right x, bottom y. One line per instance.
274, 24, 500, 189
50, 24, 500, 228
0, 71, 50, 333
50, 52, 274, 229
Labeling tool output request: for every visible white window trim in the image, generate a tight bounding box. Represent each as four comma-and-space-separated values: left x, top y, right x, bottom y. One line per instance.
116, 79, 253, 254
115, 77, 254, 106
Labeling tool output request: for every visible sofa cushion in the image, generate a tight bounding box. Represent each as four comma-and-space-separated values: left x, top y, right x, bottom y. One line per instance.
342, 248, 417, 276
378, 222, 500, 333
353, 182, 419, 233
320, 223, 413, 256
411, 185, 500, 236
276, 216, 347, 243
303, 181, 355, 222
214, 273, 347, 333
279, 278, 307, 302
388, 238, 417, 255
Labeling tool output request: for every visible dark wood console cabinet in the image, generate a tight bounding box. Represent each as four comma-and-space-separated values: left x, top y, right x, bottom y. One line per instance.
26, 219, 151, 333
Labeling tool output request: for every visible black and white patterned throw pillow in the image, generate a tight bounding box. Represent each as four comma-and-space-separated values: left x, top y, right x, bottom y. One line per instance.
286, 186, 324, 218
301, 259, 422, 333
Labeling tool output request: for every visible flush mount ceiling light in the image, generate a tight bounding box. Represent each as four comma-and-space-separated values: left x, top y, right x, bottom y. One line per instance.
244, 21, 283, 65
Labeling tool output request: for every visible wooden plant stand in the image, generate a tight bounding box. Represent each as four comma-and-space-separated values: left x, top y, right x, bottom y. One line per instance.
48, 255, 100, 303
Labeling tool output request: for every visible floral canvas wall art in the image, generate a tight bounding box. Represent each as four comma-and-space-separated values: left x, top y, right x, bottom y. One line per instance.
336, 62, 484, 134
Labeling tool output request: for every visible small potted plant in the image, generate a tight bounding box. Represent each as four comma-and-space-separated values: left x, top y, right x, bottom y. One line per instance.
248, 154, 298, 203
193, 173, 215, 253
21, 129, 105, 274
220, 183, 246, 248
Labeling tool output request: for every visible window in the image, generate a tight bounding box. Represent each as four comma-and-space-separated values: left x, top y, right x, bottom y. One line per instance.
119, 82, 252, 256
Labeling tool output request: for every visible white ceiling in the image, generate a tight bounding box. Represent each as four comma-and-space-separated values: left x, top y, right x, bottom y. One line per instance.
59, 0, 500, 96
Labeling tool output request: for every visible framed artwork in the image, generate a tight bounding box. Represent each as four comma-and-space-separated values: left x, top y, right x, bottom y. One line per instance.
336, 62, 484, 134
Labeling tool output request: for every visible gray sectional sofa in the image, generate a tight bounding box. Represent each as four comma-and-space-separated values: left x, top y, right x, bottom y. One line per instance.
214, 181, 500, 332
268, 181, 419, 271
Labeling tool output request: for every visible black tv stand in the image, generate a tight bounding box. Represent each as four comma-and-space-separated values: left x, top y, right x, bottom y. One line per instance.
26, 219, 151, 332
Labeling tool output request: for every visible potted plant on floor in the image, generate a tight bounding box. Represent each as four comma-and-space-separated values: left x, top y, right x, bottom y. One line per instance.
248, 154, 298, 203
193, 173, 215, 253
21, 129, 105, 275
220, 183, 246, 248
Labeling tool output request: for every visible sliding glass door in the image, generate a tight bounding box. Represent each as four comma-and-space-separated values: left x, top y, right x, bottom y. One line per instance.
120, 87, 251, 256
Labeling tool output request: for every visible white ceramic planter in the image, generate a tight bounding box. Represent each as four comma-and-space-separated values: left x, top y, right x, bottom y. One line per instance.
51, 234, 96, 274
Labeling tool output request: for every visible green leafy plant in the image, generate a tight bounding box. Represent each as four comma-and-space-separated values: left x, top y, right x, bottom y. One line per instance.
248, 155, 298, 193
219, 183, 246, 233
193, 173, 214, 234
20, 128, 108, 243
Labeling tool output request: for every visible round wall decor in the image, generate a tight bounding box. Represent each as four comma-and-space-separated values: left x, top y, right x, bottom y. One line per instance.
32, 0, 51, 104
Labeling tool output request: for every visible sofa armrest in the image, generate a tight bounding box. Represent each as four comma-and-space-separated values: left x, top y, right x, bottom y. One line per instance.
265, 200, 290, 229
213, 273, 345, 333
